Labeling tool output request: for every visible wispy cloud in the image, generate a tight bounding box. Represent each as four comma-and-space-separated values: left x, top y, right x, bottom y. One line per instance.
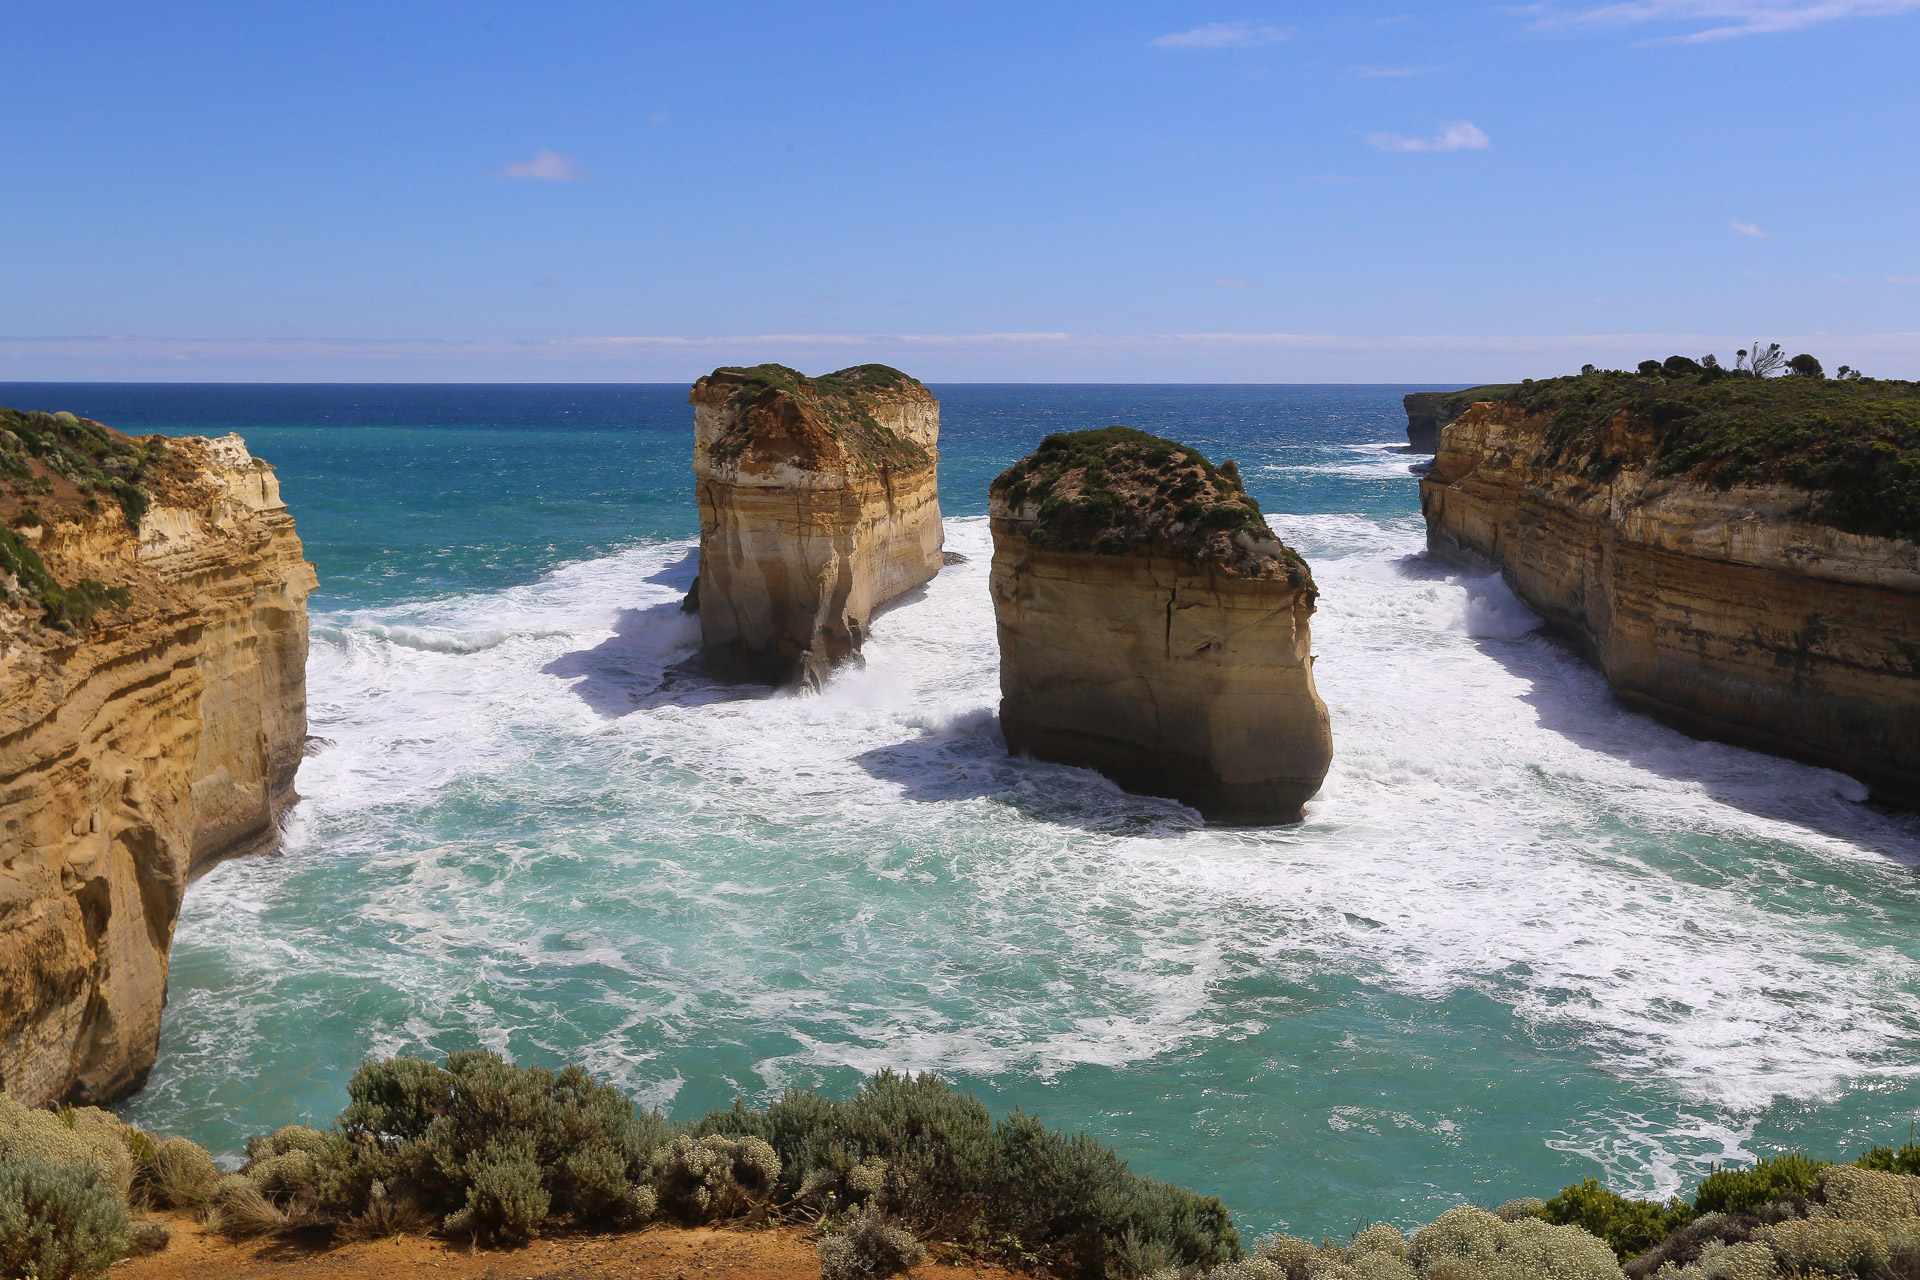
502, 150, 581, 181
1151, 22, 1291, 48
1730, 220, 1767, 238
1537, 1, 1920, 43
1367, 121, 1492, 152
1355, 64, 1440, 77
1891, 275, 1920, 285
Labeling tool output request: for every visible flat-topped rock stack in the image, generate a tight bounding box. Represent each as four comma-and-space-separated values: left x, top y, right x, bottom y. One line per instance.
689, 364, 944, 688
988, 427, 1332, 824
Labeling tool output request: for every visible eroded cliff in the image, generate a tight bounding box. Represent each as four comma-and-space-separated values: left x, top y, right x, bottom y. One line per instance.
989, 428, 1332, 824
690, 364, 943, 687
0, 410, 314, 1105
1420, 369, 1920, 803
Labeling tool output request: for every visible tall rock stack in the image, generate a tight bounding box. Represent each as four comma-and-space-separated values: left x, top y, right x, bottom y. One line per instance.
989, 427, 1333, 824
689, 364, 944, 688
0, 414, 315, 1105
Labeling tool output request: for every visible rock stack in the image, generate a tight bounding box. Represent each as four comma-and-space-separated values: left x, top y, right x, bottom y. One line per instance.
988, 427, 1332, 824
689, 364, 944, 688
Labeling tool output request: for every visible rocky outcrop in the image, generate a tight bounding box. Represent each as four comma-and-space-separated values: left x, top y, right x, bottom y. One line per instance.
1421, 378, 1920, 804
689, 364, 943, 687
0, 414, 314, 1105
1404, 393, 1452, 453
989, 428, 1332, 824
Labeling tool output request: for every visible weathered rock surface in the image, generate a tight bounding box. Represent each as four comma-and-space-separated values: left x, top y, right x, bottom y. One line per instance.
0, 420, 314, 1105
690, 364, 943, 687
1422, 392, 1920, 804
989, 428, 1332, 824
1404, 392, 1452, 453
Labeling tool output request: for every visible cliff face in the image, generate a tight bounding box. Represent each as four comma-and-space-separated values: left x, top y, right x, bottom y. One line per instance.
690, 364, 943, 687
989, 428, 1332, 824
0, 419, 315, 1106
1422, 393, 1920, 803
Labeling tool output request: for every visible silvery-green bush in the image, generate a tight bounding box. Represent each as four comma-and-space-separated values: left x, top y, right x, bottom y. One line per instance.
0, 1158, 130, 1280
818, 1206, 928, 1280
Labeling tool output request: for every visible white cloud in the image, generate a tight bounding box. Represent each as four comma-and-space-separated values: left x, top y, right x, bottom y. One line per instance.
1367, 121, 1492, 152
502, 150, 581, 181
1150, 22, 1291, 48
1539, 0, 1920, 42
1730, 221, 1767, 238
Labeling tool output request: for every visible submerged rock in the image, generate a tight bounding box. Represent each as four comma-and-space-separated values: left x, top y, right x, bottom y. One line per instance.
689, 364, 943, 688
0, 418, 314, 1105
988, 427, 1332, 824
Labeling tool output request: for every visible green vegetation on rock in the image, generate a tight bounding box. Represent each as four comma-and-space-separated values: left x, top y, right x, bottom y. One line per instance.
1480, 365, 1920, 543
697, 363, 934, 475
990, 426, 1314, 588
0, 406, 168, 531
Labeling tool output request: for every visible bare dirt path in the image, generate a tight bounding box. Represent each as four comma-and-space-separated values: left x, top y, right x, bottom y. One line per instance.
118, 1218, 1020, 1280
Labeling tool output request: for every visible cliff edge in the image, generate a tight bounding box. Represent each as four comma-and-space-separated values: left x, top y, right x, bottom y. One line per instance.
989, 428, 1332, 824
0, 409, 315, 1105
1404, 385, 1513, 453
1420, 367, 1920, 803
689, 364, 943, 687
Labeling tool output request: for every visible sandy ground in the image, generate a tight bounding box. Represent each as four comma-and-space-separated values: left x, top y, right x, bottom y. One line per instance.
117, 1216, 1019, 1280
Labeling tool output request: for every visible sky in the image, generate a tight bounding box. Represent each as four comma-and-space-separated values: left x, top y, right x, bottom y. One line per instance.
3, 0, 1918, 382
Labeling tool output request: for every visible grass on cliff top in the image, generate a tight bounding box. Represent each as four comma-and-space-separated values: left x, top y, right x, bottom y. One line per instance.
1478, 367, 1920, 543
990, 426, 1313, 589
698, 363, 933, 475
0, 406, 153, 632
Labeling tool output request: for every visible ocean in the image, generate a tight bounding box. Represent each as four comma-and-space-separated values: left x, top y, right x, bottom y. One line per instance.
10, 381, 1920, 1240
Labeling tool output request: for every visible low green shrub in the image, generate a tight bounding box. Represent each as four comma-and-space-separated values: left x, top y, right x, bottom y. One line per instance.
145, 1136, 220, 1209
127, 1219, 172, 1256
1537, 1176, 1693, 1259
0, 1158, 131, 1280
1692, 1152, 1826, 1217
818, 1206, 928, 1280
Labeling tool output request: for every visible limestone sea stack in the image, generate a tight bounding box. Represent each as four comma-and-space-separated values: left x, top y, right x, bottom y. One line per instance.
1421, 365, 1920, 804
989, 428, 1333, 824
0, 411, 315, 1105
1404, 385, 1513, 453
689, 364, 943, 687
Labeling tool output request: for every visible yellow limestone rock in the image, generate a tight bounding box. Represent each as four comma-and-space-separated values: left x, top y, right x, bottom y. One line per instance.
0, 417, 314, 1105
1421, 386, 1920, 803
989, 428, 1332, 824
689, 364, 943, 687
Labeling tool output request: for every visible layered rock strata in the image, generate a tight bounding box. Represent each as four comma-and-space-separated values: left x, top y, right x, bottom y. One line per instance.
989, 428, 1332, 824
1421, 375, 1920, 803
1403, 392, 1453, 453
690, 364, 943, 687
0, 414, 315, 1105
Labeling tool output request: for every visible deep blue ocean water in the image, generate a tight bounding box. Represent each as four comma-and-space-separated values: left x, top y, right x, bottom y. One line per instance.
8, 381, 1920, 1240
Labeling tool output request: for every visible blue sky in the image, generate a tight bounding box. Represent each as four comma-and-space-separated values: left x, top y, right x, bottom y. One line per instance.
3, 1, 1917, 381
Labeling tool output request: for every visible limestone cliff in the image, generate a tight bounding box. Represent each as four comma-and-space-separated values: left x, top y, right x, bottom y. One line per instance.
1420, 369, 1920, 803
0, 410, 315, 1105
989, 428, 1332, 824
1405, 385, 1514, 454
690, 364, 943, 687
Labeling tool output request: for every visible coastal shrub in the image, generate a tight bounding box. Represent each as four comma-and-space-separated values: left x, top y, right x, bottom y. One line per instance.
207, 1175, 288, 1239
1786, 354, 1824, 379
314, 1049, 666, 1241
0, 1158, 131, 1280
144, 1136, 220, 1209
126, 1218, 172, 1256
694, 1069, 1239, 1279
1856, 1141, 1920, 1176
650, 1133, 779, 1223
1692, 1154, 1826, 1217
1538, 1177, 1693, 1259
818, 1206, 928, 1280
335, 1183, 438, 1241
0, 1095, 134, 1195
1812, 1163, 1920, 1225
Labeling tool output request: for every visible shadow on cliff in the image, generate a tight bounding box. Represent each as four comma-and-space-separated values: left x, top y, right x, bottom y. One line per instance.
542, 604, 773, 718
852, 710, 1202, 837
1402, 554, 1920, 863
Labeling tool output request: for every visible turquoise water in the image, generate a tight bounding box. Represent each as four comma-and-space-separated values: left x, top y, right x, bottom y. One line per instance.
12, 382, 1920, 1239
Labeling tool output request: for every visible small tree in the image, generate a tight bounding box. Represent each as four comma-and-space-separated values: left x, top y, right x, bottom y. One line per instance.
1786, 354, 1824, 378
1738, 342, 1785, 377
